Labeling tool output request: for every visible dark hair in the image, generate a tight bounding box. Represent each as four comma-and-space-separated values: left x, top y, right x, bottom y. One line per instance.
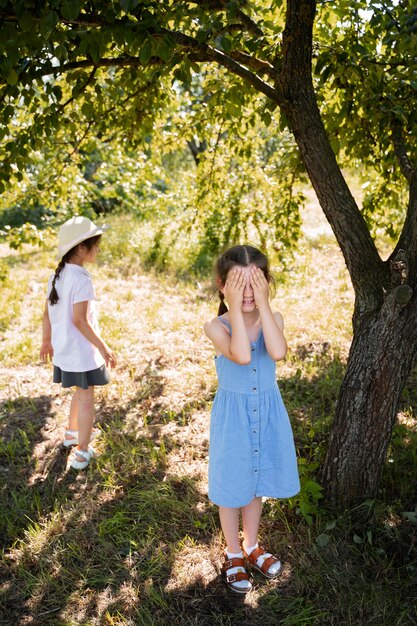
48, 235, 101, 305
215, 244, 273, 315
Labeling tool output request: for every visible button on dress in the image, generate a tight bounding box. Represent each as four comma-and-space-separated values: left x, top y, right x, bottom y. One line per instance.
208, 318, 300, 508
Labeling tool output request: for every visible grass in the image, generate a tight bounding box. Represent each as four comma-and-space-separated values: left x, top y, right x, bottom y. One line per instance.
1, 205, 417, 625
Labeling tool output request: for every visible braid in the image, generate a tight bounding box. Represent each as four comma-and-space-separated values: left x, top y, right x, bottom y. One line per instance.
218, 291, 228, 316
48, 252, 72, 305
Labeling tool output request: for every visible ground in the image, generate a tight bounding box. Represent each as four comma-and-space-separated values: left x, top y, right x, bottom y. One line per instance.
1, 197, 416, 626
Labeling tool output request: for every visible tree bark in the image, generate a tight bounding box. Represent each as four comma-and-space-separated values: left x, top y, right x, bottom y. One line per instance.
321, 288, 417, 502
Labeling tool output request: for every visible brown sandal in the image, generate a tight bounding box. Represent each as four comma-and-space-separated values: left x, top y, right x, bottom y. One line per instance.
243, 546, 282, 579
221, 556, 252, 594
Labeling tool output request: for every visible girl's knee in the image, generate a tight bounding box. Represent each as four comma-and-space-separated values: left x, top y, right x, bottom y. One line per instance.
77, 386, 95, 401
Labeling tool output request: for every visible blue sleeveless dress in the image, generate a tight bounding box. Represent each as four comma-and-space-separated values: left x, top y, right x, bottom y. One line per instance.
208, 317, 300, 508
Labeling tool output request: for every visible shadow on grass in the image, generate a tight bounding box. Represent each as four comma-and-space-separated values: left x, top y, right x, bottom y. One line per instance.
0, 393, 72, 548
0, 364, 216, 624
1, 350, 417, 625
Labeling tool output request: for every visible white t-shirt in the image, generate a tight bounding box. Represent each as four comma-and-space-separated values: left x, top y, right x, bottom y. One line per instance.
47, 263, 105, 372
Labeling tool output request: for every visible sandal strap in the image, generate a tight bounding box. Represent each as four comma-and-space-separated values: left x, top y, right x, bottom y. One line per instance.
222, 557, 246, 572
74, 447, 94, 461
74, 450, 90, 461
244, 546, 265, 564
244, 546, 279, 573
225, 571, 250, 583
257, 555, 278, 574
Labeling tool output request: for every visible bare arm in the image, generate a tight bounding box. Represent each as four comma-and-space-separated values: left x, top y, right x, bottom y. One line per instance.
204, 268, 251, 364
73, 301, 117, 367
40, 300, 54, 362
250, 267, 287, 361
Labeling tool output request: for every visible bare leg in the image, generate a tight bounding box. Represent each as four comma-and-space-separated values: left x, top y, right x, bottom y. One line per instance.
219, 505, 252, 592
218, 506, 241, 553
76, 386, 95, 451
242, 497, 281, 578
68, 389, 79, 431
241, 497, 263, 551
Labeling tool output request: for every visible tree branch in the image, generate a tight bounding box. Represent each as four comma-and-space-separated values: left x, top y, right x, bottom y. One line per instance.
162, 29, 282, 103
235, 8, 264, 38
58, 66, 97, 112
390, 117, 415, 183
278, 0, 387, 316
388, 118, 417, 276
228, 51, 277, 80
29, 56, 161, 80
21, 29, 281, 105
389, 172, 417, 283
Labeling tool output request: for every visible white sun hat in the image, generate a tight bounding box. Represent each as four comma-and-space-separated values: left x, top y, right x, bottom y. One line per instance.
57, 216, 110, 259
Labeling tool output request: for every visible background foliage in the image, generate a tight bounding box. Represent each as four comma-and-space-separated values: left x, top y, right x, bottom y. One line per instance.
1, 0, 416, 269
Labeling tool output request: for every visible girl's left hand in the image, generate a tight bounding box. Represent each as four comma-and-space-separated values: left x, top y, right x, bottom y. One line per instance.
250, 266, 270, 307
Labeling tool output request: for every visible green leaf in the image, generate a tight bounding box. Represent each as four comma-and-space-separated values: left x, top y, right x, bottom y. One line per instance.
353, 534, 363, 544
52, 85, 62, 100
113, 26, 126, 46
219, 36, 232, 53
87, 37, 104, 64
330, 135, 340, 155
156, 40, 173, 63
3, 104, 14, 120
139, 38, 153, 64
120, 0, 138, 10
262, 111, 272, 127
61, 0, 81, 21
18, 12, 34, 32
316, 533, 330, 547
54, 44, 67, 61
401, 510, 417, 523
40, 10, 59, 33
6, 69, 18, 86
82, 102, 92, 117
279, 111, 289, 131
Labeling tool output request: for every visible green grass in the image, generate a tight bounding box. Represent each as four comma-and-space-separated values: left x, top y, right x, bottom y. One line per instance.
1, 213, 416, 625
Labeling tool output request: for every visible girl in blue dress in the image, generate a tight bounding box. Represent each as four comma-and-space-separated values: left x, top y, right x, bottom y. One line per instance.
204, 245, 300, 593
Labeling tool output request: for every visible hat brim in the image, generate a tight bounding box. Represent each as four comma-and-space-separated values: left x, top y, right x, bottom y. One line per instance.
57, 224, 110, 259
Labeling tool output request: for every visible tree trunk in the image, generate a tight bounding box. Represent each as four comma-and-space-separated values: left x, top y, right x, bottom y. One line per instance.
321, 289, 417, 503
278, 0, 417, 504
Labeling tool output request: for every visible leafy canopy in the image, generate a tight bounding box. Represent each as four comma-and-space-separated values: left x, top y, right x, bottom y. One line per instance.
1, 0, 416, 258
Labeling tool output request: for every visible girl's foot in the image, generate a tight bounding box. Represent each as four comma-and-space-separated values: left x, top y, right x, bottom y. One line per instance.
63, 428, 99, 447
221, 551, 252, 594
243, 544, 282, 579
69, 445, 95, 470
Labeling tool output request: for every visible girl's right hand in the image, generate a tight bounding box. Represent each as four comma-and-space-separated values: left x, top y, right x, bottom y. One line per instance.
40, 341, 54, 362
222, 268, 245, 311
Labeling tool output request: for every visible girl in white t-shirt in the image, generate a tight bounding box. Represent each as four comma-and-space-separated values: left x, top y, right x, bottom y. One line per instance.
40, 216, 117, 470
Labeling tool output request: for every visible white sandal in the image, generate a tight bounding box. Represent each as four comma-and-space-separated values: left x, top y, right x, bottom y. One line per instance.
70, 445, 95, 470
63, 428, 99, 447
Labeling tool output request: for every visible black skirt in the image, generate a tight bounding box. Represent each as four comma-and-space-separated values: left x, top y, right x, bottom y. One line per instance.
53, 364, 110, 389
